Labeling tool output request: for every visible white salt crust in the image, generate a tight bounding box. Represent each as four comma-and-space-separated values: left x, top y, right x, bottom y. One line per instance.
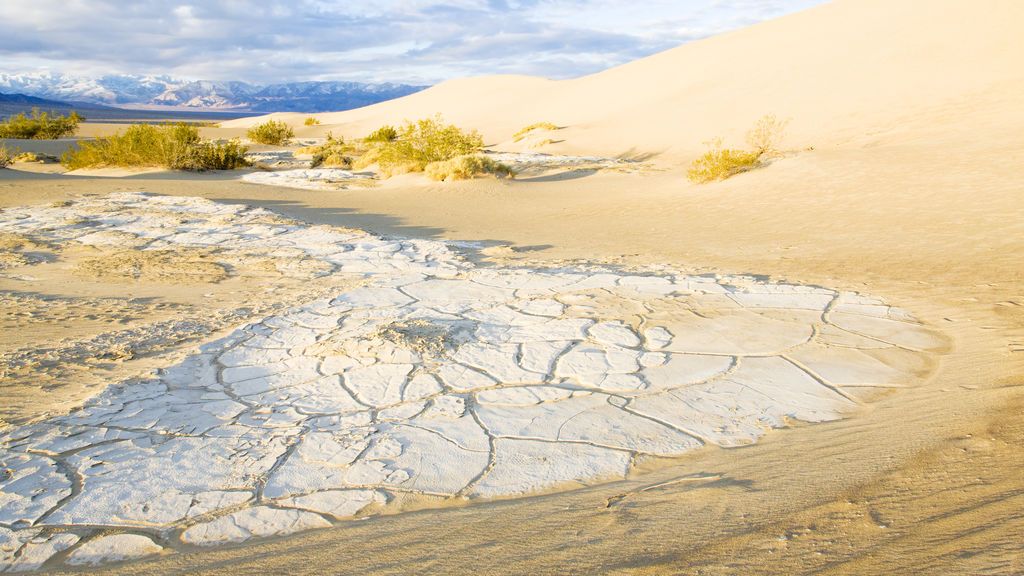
241, 169, 373, 191
0, 192, 941, 570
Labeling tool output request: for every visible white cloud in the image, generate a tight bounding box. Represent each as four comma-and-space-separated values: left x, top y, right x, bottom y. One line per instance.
0, 0, 825, 83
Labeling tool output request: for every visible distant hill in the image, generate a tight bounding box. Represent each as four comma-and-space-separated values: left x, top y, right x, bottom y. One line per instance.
0, 73, 428, 113
0, 91, 248, 122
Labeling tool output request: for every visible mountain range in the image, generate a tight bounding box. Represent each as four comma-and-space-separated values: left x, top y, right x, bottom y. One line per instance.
0, 73, 428, 113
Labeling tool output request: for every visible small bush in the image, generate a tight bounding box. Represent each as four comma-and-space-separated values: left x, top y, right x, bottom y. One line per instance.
0, 145, 14, 168
364, 125, 399, 143
745, 113, 789, 157
687, 139, 761, 184
376, 115, 483, 177
246, 120, 294, 145
424, 155, 515, 181
62, 123, 249, 171
304, 117, 320, 126
302, 134, 355, 169
0, 108, 82, 139
512, 122, 558, 142
688, 114, 789, 183
352, 146, 382, 170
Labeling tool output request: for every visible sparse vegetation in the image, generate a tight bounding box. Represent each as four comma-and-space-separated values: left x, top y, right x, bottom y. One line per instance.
300, 133, 355, 168
0, 109, 82, 139
687, 140, 761, 183
687, 114, 789, 184
365, 125, 398, 143
745, 113, 789, 157
0, 144, 14, 168
349, 145, 380, 170
424, 155, 515, 181
374, 115, 483, 177
246, 120, 294, 145
513, 121, 559, 142
304, 117, 320, 126
61, 123, 249, 171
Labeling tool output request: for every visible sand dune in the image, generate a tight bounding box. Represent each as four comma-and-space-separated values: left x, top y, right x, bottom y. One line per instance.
223, 0, 1024, 161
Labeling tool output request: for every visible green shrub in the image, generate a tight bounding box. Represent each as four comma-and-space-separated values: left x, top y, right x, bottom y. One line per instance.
0, 144, 14, 168
301, 134, 355, 169
688, 114, 789, 183
376, 115, 483, 177
364, 125, 398, 143
512, 122, 558, 142
424, 155, 514, 181
61, 123, 249, 171
686, 139, 761, 183
304, 117, 320, 126
0, 109, 82, 139
246, 120, 294, 145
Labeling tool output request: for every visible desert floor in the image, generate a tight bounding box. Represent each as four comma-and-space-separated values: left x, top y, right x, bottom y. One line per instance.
1, 119, 1021, 574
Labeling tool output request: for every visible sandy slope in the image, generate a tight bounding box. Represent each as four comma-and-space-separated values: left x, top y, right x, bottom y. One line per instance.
222, 0, 1024, 162
1, 0, 1022, 573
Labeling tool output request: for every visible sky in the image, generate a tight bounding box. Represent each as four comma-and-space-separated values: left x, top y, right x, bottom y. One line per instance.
0, 0, 826, 85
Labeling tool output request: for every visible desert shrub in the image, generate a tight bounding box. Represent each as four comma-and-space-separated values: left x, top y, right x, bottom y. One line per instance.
375, 115, 483, 177
745, 113, 789, 157
302, 134, 355, 169
304, 117, 320, 126
686, 139, 761, 184
512, 121, 558, 142
424, 155, 514, 181
62, 123, 249, 171
246, 120, 294, 145
688, 114, 789, 183
0, 145, 14, 168
352, 146, 382, 170
0, 109, 82, 139
364, 125, 399, 143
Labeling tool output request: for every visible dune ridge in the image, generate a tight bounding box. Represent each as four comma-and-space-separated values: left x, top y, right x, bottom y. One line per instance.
223, 0, 1024, 162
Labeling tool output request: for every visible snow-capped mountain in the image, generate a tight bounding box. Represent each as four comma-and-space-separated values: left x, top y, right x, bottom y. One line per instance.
0, 73, 426, 112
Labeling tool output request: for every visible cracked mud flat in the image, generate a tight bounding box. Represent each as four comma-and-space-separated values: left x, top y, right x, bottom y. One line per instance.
0, 192, 942, 571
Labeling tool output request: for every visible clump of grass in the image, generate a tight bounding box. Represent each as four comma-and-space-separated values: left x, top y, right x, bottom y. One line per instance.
61, 123, 249, 171
351, 146, 382, 170
686, 140, 761, 183
512, 122, 558, 142
365, 125, 398, 143
424, 155, 515, 181
0, 108, 82, 139
12, 151, 39, 163
0, 144, 14, 168
687, 114, 789, 184
300, 133, 355, 168
304, 117, 321, 126
375, 115, 483, 177
246, 120, 294, 145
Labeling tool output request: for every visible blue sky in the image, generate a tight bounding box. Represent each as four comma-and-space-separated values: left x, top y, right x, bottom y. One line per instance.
0, 0, 825, 84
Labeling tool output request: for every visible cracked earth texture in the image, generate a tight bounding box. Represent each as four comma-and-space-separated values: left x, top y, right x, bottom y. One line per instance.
0, 192, 942, 570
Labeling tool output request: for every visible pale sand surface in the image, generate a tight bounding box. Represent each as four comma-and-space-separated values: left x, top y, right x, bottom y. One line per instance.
1, 0, 1022, 572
